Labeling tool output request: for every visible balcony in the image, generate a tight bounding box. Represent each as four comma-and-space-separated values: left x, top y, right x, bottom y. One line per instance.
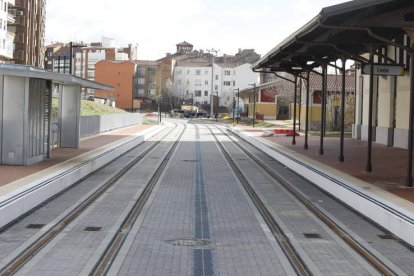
13, 49, 25, 62
9, 14, 25, 26
7, 13, 15, 24
14, 33, 24, 44
14, 0, 27, 9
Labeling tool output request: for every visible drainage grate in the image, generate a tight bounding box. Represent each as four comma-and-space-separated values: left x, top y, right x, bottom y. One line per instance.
183, 160, 199, 162
26, 224, 45, 229
83, 226, 102, 232
166, 239, 211, 247
378, 234, 399, 240
303, 233, 322, 239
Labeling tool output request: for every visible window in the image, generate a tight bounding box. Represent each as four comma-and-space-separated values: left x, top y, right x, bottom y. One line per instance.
215, 85, 218, 90
204, 91, 208, 96
195, 79, 202, 86
215, 75, 218, 80
223, 81, 231, 86
187, 69, 190, 74
195, 69, 201, 75
313, 91, 322, 104
224, 70, 231, 75
205, 80, 209, 85
233, 81, 236, 86
138, 78, 145, 84
195, 90, 202, 96
205, 70, 209, 75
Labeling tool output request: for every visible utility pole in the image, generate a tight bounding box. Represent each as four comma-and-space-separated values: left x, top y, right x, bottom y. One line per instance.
249, 83, 256, 127
206, 49, 219, 118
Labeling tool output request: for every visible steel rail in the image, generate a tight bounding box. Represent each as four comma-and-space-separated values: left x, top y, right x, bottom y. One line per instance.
0, 123, 180, 275
206, 124, 312, 276
90, 123, 187, 275
218, 125, 396, 276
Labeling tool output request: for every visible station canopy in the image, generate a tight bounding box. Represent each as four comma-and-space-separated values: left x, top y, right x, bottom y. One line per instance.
252, 0, 414, 74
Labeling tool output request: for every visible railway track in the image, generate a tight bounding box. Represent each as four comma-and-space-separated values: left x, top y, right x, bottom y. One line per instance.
0, 122, 185, 275
206, 124, 396, 276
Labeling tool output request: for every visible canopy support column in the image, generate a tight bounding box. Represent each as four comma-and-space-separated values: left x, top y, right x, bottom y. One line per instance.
320, 64, 327, 154
293, 74, 298, 145
340, 58, 347, 162
305, 71, 310, 150
406, 35, 414, 187
366, 50, 375, 172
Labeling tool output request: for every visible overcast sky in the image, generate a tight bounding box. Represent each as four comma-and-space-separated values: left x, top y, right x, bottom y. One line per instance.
45, 0, 347, 60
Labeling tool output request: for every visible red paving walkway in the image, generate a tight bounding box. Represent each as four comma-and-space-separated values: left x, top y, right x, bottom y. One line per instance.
258, 132, 414, 203
0, 124, 154, 187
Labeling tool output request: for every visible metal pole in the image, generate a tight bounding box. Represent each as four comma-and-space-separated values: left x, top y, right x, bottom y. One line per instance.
131, 76, 134, 113
253, 84, 256, 127
298, 77, 302, 131
69, 42, 73, 74
237, 88, 240, 124
320, 64, 327, 155
216, 91, 218, 122
406, 40, 414, 186
232, 96, 235, 124
305, 71, 310, 150
340, 58, 347, 162
366, 50, 374, 172
293, 74, 298, 145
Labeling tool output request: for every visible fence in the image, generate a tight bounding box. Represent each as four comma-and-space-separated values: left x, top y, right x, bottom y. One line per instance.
51, 113, 142, 148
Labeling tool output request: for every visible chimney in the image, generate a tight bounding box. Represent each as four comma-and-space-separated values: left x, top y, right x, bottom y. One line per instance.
238, 48, 242, 53
166, 53, 171, 57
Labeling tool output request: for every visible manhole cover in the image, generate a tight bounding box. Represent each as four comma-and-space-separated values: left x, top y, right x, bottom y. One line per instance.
303, 233, 322, 239
166, 239, 211, 247
26, 224, 45, 229
83, 226, 102, 232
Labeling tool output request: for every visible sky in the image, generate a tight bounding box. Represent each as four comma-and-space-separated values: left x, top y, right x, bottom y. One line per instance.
45, 0, 347, 60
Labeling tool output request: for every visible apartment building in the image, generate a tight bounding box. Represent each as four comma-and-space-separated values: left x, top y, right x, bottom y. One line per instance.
8, 0, 45, 66
172, 47, 261, 110
94, 60, 157, 111
44, 43, 71, 73
0, 0, 15, 62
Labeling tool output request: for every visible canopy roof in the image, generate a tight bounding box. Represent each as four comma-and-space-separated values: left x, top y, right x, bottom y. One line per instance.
253, 0, 414, 74
0, 64, 113, 91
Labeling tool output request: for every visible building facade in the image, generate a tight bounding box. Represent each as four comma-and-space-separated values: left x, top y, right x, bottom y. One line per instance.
0, 0, 15, 61
44, 43, 71, 73
8, 0, 45, 66
170, 45, 261, 111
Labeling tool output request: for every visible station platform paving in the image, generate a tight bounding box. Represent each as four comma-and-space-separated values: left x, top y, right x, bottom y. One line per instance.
1, 121, 414, 204
0, 124, 154, 187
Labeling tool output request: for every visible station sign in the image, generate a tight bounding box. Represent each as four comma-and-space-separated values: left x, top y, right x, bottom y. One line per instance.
362, 64, 405, 76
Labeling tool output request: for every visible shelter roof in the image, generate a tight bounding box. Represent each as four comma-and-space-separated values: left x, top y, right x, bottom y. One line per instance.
0, 64, 113, 91
253, 0, 414, 73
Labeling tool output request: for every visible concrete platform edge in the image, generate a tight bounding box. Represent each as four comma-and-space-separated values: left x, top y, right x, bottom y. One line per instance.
0, 125, 165, 229
231, 127, 414, 247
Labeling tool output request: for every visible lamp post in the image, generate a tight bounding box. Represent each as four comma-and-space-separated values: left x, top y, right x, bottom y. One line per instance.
131, 75, 137, 113
206, 48, 219, 118
215, 91, 219, 122
69, 42, 87, 75
249, 83, 257, 127
233, 88, 239, 124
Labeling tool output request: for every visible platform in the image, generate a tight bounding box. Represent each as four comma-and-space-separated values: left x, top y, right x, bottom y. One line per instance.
0, 120, 413, 246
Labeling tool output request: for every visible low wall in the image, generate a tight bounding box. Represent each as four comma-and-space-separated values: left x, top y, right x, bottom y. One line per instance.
80, 113, 142, 139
